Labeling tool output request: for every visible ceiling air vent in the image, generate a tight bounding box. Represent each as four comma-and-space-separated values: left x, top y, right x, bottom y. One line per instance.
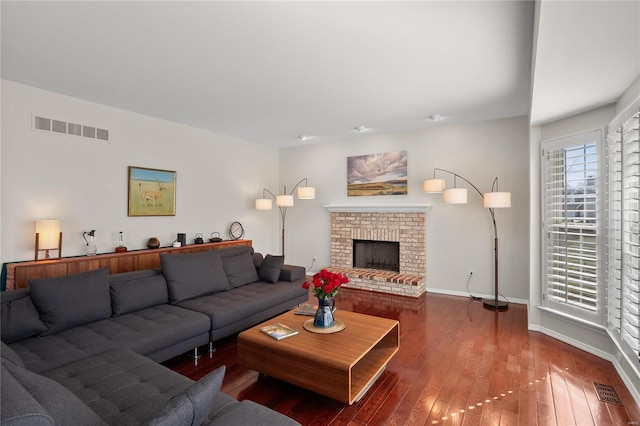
32, 115, 109, 142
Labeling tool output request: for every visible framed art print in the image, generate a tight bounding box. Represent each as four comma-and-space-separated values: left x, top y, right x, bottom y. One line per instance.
347, 151, 408, 196
128, 166, 176, 216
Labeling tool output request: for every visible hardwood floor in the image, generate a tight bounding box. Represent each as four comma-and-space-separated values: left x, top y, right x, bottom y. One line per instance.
163, 288, 640, 425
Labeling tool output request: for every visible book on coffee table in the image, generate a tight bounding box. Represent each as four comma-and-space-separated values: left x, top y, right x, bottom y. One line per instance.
294, 303, 317, 316
260, 323, 299, 340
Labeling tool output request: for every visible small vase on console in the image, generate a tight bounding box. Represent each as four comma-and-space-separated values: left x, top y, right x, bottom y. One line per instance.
314, 297, 336, 328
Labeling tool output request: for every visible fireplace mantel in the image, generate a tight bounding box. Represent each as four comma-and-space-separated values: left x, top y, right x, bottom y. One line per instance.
323, 203, 432, 213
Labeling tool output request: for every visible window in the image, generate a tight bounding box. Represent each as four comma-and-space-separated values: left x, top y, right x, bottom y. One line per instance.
606, 99, 640, 361
542, 130, 603, 324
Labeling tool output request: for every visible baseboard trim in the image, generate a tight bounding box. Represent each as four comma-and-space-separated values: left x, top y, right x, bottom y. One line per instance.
529, 324, 640, 408
426, 287, 528, 306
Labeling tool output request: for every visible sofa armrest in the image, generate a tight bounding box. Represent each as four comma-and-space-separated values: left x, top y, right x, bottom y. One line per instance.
279, 265, 306, 282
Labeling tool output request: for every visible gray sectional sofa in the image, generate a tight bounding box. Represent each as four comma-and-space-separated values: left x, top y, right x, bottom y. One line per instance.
1, 245, 307, 425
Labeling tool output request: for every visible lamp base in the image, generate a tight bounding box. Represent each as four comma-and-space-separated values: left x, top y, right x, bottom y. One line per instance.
482, 298, 508, 310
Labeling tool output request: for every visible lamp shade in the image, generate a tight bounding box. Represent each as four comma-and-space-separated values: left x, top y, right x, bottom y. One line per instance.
36, 220, 60, 249
484, 192, 511, 208
276, 195, 294, 207
423, 179, 445, 193
255, 198, 273, 210
297, 186, 316, 199
443, 188, 467, 204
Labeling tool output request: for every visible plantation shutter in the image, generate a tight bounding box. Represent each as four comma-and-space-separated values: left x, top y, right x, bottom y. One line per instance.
542, 130, 602, 323
606, 99, 640, 360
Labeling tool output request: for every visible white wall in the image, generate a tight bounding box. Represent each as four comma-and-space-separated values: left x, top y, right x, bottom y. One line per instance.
0, 80, 281, 263
279, 117, 530, 302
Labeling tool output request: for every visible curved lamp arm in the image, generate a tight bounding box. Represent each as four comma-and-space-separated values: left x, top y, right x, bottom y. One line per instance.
431, 168, 498, 239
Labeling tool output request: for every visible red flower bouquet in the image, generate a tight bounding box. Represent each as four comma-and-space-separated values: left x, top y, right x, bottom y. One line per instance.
302, 269, 349, 300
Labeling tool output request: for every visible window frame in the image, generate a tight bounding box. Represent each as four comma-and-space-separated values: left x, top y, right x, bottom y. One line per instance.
541, 129, 605, 325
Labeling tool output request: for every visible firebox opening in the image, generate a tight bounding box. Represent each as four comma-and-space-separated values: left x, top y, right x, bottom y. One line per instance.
352, 239, 400, 273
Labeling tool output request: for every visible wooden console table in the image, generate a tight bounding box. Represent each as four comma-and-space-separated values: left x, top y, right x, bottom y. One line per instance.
4, 239, 252, 290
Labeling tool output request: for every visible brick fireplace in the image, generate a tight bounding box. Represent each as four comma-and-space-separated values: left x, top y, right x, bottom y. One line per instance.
325, 204, 430, 297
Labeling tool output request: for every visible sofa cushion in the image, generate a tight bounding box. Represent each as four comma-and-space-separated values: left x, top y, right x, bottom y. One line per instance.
161, 251, 229, 303
149, 366, 225, 426
222, 250, 260, 288
1, 341, 25, 368
280, 265, 306, 282
40, 348, 193, 425
1, 361, 53, 426
252, 252, 264, 269
204, 400, 301, 426
1, 294, 47, 343
29, 268, 112, 336
259, 254, 285, 283
177, 281, 308, 331
3, 360, 106, 425
110, 274, 169, 317
147, 392, 193, 426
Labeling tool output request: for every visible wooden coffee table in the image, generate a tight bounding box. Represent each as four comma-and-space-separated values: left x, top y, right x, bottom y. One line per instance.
237, 309, 399, 404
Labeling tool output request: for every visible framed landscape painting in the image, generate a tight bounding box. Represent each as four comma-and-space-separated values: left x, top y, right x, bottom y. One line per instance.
347, 151, 408, 196
128, 166, 176, 216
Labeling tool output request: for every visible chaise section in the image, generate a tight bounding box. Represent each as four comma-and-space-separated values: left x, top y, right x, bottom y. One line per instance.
177, 280, 308, 341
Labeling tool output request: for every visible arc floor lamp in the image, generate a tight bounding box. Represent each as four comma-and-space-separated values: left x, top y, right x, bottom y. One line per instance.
255, 178, 315, 255
424, 168, 511, 310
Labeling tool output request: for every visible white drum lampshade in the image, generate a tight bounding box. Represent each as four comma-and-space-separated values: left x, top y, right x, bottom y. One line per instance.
423, 179, 445, 193
255, 198, 273, 210
297, 186, 316, 199
276, 194, 294, 207
443, 188, 468, 204
484, 192, 511, 208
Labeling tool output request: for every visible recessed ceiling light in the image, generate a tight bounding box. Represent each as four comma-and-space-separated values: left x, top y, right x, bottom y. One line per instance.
297, 134, 310, 141
354, 126, 368, 133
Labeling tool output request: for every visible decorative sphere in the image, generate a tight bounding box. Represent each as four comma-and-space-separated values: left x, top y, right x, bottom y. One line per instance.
147, 237, 160, 249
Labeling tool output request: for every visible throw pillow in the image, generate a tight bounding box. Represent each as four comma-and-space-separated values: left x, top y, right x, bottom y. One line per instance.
1, 341, 25, 368
147, 366, 225, 426
222, 251, 260, 288
29, 268, 112, 336
259, 254, 285, 283
1, 295, 48, 343
3, 361, 106, 425
187, 365, 225, 425
110, 275, 169, 317
161, 251, 229, 304
146, 394, 193, 426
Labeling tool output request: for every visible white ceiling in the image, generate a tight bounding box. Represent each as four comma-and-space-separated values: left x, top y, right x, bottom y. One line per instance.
531, 0, 639, 125
1, 1, 637, 148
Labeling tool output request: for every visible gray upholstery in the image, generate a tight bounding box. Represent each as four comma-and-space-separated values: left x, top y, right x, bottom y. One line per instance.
10, 305, 209, 373
177, 281, 308, 341
30, 267, 112, 336
204, 400, 301, 426
1, 295, 47, 343
1, 341, 25, 368
161, 251, 229, 303
280, 265, 306, 282
222, 249, 260, 288
3, 360, 106, 425
110, 274, 169, 317
1, 362, 54, 426
259, 254, 285, 283
41, 348, 194, 425
1, 247, 304, 426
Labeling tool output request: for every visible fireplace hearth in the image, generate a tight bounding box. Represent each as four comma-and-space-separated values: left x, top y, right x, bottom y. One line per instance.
325, 204, 429, 297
